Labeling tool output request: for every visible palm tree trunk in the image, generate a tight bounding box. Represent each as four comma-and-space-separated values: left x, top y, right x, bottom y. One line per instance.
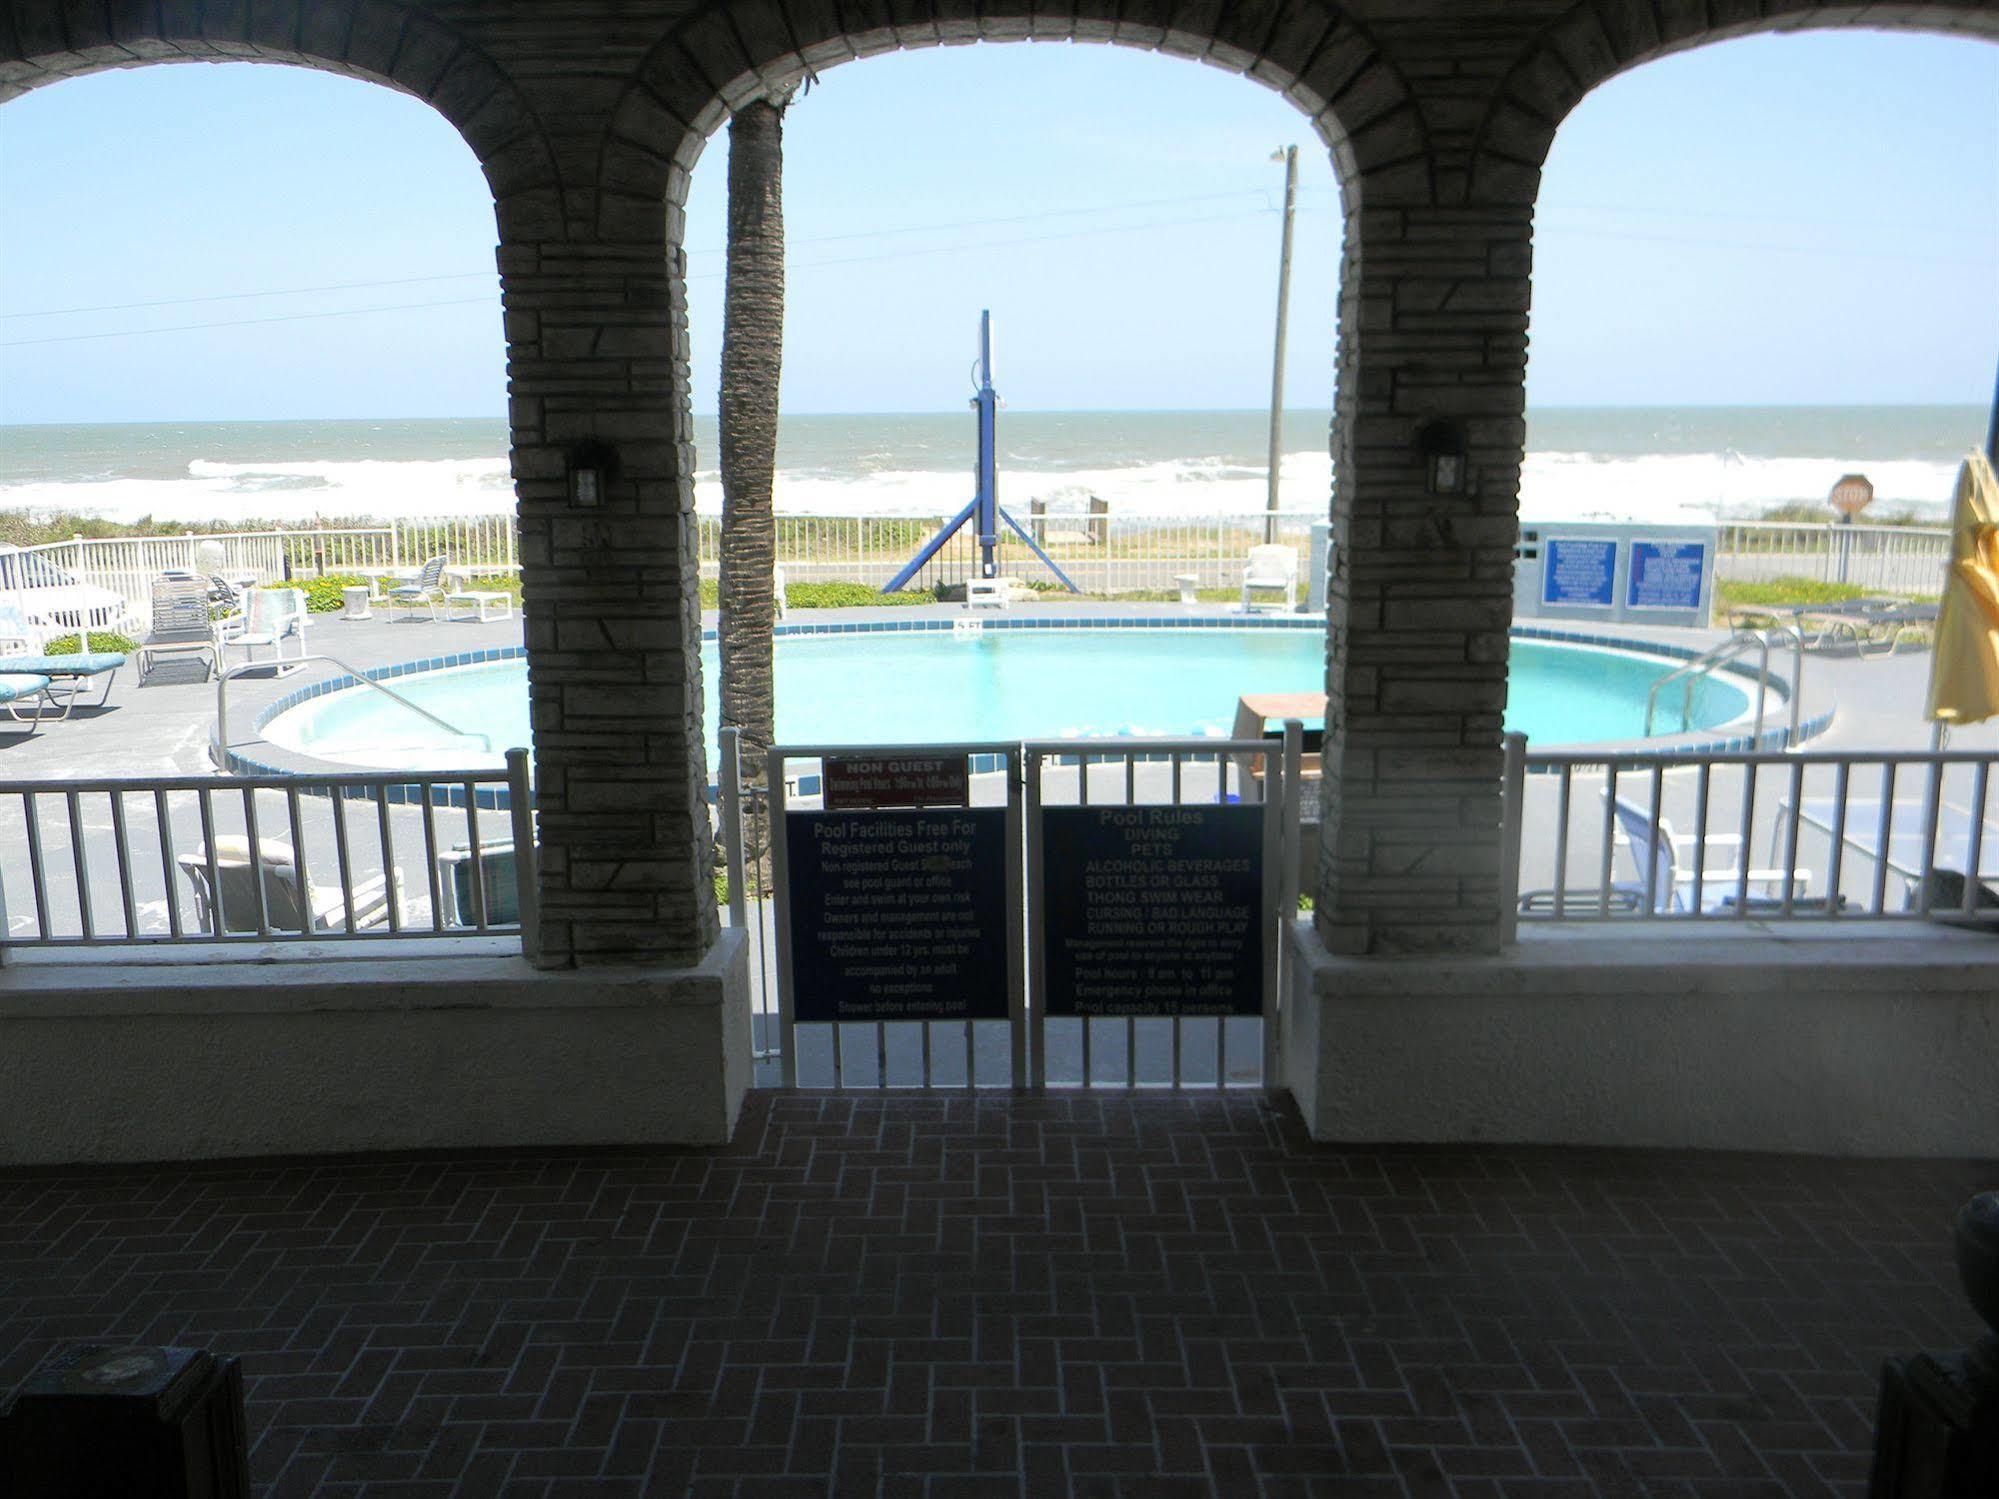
718, 96, 789, 764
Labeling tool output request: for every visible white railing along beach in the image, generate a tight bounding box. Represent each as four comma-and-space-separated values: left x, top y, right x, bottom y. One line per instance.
6, 511, 1954, 630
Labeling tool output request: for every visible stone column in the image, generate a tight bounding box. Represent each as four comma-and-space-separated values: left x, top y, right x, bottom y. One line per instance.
501, 237, 717, 968
1315, 196, 1534, 957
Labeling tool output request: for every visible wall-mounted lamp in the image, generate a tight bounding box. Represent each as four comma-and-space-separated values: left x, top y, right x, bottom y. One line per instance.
1416, 421, 1467, 495
567, 441, 619, 508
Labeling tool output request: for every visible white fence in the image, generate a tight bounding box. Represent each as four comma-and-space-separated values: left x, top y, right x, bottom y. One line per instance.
7, 516, 519, 632
1715, 521, 1949, 596
6, 512, 1954, 636
0, 752, 536, 955
694, 508, 1325, 594
1501, 735, 1999, 928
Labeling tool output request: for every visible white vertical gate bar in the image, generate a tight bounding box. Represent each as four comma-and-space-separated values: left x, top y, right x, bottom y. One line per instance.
768, 746, 798, 1089
1004, 745, 1027, 1092
1025, 748, 1048, 1093
507, 748, 540, 962
1267, 721, 1303, 1090
1497, 732, 1526, 944
718, 729, 748, 930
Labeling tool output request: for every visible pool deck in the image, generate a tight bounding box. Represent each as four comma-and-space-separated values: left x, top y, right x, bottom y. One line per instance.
0, 601, 1989, 783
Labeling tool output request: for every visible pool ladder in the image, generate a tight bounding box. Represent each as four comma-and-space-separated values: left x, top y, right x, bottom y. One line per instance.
1643, 626, 1802, 743
213, 653, 493, 765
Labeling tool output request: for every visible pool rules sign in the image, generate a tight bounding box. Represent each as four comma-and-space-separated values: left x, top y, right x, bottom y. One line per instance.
1039, 806, 1265, 1018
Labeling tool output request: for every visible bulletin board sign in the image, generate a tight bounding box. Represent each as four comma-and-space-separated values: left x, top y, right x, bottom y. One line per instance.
1540, 537, 1618, 609
1625, 540, 1708, 612
1039, 805, 1264, 1019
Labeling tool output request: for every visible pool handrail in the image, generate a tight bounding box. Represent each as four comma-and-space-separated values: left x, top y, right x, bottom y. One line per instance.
213, 653, 493, 762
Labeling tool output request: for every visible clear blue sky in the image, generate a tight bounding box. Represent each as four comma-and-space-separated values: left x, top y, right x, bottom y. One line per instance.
0, 29, 1992, 423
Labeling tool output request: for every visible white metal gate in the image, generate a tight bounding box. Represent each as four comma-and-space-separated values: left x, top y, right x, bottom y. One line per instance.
720, 727, 1304, 1091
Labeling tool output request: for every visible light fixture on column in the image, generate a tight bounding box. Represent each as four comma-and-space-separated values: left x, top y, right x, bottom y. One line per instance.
567, 441, 618, 508
1416, 421, 1467, 496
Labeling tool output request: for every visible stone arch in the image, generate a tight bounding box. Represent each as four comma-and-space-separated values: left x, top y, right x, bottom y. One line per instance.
0, 0, 562, 241
1471, 0, 1999, 204
598, 0, 1430, 238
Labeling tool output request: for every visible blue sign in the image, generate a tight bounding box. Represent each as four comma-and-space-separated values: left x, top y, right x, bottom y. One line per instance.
1541, 538, 1617, 608
786, 808, 1010, 1023
1627, 540, 1708, 611
1040, 806, 1263, 1019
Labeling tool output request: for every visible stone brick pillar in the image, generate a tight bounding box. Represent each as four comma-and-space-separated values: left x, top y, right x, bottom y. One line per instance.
1314, 197, 1534, 957
501, 238, 717, 968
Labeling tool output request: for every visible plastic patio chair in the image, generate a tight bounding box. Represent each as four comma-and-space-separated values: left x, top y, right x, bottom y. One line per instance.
388, 557, 451, 620
1240, 545, 1298, 614
176, 836, 397, 935
216, 587, 308, 668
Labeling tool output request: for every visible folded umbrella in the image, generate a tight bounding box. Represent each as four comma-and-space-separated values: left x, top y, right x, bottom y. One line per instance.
1925, 451, 1999, 727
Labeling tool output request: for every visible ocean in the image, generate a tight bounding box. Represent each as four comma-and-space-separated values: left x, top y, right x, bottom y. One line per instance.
0, 406, 1985, 530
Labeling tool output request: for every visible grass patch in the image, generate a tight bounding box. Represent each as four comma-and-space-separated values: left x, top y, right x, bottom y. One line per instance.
39, 631, 138, 655
1716, 577, 1879, 610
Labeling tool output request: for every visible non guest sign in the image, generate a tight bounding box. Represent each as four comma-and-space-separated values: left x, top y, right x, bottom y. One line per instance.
1041, 806, 1263, 1018
823, 754, 969, 811
1541, 537, 1617, 608
785, 808, 1009, 1024
1626, 539, 1707, 612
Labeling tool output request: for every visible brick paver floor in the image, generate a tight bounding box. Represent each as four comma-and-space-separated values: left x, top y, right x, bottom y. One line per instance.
1, 1093, 1992, 1498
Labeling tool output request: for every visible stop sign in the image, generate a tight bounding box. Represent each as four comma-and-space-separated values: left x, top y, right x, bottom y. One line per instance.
1829, 473, 1874, 518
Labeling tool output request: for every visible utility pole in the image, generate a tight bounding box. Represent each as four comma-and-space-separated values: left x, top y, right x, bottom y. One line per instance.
1264, 146, 1299, 545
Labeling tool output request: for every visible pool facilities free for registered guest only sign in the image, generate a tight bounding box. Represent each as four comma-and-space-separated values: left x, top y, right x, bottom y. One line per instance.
1540, 537, 1617, 609
782, 751, 1009, 1026
1038, 806, 1265, 1018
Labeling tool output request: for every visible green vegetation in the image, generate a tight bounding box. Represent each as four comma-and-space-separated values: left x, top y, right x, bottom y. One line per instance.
260, 571, 525, 613
0, 510, 381, 549
1716, 577, 1879, 610
1753, 502, 1930, 528
785, 582, 938, 609
40, 631, 138, 656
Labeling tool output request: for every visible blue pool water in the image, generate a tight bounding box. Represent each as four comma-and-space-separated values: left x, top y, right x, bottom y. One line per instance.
261, 628, 1751, 769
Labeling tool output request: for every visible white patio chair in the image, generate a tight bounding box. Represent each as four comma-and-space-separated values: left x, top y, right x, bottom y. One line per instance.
774, 564, 790, 622
176, 836, 397, 935
216, 587, 308, 668
389, 556, 451, 620
1240, 545, 1298, 614
1605, 794, 1816, 914
0, 598, 45, 657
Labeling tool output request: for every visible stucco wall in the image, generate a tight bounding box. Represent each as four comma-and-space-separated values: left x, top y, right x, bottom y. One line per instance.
1286, 919, 1999, 1158
0, 932, 751, 1166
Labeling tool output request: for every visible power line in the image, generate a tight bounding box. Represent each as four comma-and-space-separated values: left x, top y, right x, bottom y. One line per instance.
0, 188, 1278, 322
0, 271, 496, 320
0, 296, 496, 348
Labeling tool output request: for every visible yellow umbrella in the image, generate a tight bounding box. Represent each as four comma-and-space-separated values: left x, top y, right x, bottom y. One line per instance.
1926, 451, 1999, 726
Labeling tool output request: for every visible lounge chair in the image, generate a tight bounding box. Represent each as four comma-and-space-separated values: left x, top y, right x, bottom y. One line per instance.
136, 577, 219, 683
437, 840, 521, 928
176, 836, 397, 935
1240, 545, 1298, 614
1794, 598, 1933, 657
389, 556, 451, 620
0, 597, 127, 720
216, 587, 308, 669
1520, 794, 1826, 915
0, 672, 51, 734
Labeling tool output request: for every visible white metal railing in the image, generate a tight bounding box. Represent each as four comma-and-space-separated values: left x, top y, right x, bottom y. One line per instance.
1501, 733, 1999, 928
694, 508, 1325, 594
0, 750, 537, 956
1716, 521, 1949, 596
7, 516, 519, 632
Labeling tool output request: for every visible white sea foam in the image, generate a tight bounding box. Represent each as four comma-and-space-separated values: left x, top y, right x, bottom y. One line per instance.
0, 446, 1964, 527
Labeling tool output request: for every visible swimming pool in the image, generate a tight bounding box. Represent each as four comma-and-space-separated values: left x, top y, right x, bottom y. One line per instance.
257, 622, 1755, 771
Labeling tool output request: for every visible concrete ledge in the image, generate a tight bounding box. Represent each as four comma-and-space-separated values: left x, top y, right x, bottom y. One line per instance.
0, 931, 751, 1165
1284, 919, 1999, 1158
